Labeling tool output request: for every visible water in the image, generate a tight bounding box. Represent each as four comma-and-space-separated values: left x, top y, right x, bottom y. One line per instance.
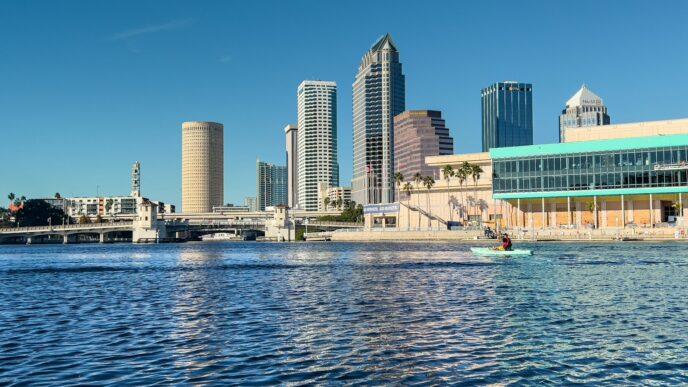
1, 242, 687, 385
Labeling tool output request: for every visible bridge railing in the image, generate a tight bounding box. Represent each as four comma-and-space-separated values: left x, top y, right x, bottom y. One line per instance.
0, 221, 134, 233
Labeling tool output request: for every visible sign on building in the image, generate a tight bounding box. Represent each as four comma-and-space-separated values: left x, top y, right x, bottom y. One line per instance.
363, 203, 400, 215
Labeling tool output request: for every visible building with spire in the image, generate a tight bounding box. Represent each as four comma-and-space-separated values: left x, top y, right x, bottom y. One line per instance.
351, 33, 406, 205
559, 84, 610, 142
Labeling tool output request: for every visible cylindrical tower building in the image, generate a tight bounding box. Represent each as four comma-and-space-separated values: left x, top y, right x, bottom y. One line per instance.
182, 121, 224, 213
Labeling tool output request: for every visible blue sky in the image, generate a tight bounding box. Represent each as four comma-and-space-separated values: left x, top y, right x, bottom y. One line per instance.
1, 0, 687, 207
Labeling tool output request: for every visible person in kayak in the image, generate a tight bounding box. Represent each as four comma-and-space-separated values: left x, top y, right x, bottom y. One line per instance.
495, 234, 513, 251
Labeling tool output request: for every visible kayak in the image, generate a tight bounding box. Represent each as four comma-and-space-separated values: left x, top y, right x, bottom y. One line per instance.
470, 247, 532, 256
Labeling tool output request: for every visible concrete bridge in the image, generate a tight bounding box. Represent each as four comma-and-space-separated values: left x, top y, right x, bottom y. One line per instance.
0, 222, 134, 244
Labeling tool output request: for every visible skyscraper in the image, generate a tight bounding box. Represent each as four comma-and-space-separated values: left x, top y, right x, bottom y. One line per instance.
481, 81, 533, 151
182, 121, 223, 213
559, 84, 610, 142
394, 110, 454, 180
284, 124, 298, 208
297, 80, 339, 211
352, 33, 406, 205
256, 160, 287, 211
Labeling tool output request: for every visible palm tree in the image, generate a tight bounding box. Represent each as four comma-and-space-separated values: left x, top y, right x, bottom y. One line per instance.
7, 193, 15, 206
470, 164, 484, 225
413, 173, 423, 228
423, 176, 435, 228
54, 192, 61, 199
394, 172, 404, 203
402, 182, 413, 230
456, 163, 469, 222
442, 165, 454, 222
335, 197, 343, 210
323, 197, 331, 211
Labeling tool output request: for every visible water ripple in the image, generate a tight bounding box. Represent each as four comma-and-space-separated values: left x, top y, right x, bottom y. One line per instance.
0, 242, 687, 384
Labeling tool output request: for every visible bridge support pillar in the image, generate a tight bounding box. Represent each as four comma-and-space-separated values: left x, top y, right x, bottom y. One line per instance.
99, 233, 106, 243
26, 237, 32, 245
63, 234, 69, 244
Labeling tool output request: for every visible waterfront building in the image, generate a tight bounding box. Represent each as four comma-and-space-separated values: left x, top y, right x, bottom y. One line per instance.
317, 183, 352, 211
297, 81, 339, 211
257, 160, 288, 211
369, 118, 688, 231
481, 81, 533, 151
394, 110, 454, 181
182, 121, 224, 213
563, 117, 688, 143
559, 84, 610, 142
284, 124, 298, 208
244, 196, 258, 212
352, 33, 406, 205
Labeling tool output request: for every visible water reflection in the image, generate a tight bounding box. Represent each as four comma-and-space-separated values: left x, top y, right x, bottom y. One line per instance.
0, 242, 687, 384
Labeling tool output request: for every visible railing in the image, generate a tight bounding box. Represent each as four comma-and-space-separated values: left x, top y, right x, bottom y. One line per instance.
0, 221, 134, 233
399, 201, 448, 225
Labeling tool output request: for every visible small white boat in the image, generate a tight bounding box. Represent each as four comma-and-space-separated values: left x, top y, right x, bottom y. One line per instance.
200, 233, 243, 242
470, 247, 532, 256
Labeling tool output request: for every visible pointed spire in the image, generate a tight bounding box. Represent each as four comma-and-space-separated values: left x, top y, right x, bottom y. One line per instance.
370, 33, 397, 52
566, 84, 603, 107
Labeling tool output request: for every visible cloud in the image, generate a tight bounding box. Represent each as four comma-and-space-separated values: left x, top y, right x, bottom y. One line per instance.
109, 19, 193, 41
218, 55, 232, 64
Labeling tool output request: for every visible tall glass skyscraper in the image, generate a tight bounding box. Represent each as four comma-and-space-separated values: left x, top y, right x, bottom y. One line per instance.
559, 84, 610, 142
352, 34, 405, 205
256, 160, 287, 211
481, 81, 533, 151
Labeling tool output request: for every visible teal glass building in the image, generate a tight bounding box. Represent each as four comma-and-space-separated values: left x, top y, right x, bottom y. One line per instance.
481, 81, 533, 152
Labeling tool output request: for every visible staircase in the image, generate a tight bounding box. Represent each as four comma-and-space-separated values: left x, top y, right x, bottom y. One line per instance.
399, 201, 447, 226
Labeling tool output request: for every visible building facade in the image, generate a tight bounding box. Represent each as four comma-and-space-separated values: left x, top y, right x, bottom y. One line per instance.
244, 196, 258, 212
317, 183, 352, 211
297, 81, 339, 211
559, 84, 610, 142
482, 81, 533, 151
352, 33, 406, 205
564, 118, 688, 143
284, 124, 298, 208
257, 160, 288, 211
182, 121, 224, 213
394, 110, 454, 181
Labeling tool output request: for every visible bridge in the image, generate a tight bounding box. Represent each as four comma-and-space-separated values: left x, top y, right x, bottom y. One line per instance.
0, 215, 362, 244
0, 222, 134, 244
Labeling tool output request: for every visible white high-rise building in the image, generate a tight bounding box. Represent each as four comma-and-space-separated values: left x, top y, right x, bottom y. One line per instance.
297, 80, 339, 211
559, 84, 610, 142
351, 34, 405, 205
284, 124, 298, 208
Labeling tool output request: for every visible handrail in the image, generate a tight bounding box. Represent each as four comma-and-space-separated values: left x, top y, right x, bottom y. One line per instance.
0, 221, 134, 233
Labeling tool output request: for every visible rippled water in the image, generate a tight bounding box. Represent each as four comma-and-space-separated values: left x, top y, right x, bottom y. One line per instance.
1, 242, 687, 385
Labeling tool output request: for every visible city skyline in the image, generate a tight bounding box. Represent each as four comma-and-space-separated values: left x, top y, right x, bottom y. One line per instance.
3, 1, 688, 207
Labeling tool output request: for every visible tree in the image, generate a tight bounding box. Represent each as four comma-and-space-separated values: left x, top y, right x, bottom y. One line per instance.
54, 193, 62, 199
402, 182, 413, 230
95, 214, 104, 223
394, 172, 404, 202
442, 165, 454, 222
423, 176, 435, 228
322, 197, 331, 211
7, 192, 15, 206
335, 197, 343, 210
456, 163, 469, 221
105, 198, 113, 214
413, 173, 423, 227
14, 199, 66, 227
78, 214, 91, 224
470, 164, 484, 225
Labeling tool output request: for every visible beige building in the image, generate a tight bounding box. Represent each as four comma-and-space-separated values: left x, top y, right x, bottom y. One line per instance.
366, 118, 688, 232
182, 121, 224, 213
564, 118, 688, 143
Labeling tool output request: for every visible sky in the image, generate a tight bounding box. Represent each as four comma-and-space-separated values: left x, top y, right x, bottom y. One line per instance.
2, 0, 688, 208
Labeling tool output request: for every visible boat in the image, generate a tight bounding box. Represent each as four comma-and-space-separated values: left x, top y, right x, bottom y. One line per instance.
470, 247, 532, 256
200, 233, 244, 242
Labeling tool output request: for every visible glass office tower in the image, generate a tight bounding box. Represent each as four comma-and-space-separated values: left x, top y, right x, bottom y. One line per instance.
481, 81, 533, 151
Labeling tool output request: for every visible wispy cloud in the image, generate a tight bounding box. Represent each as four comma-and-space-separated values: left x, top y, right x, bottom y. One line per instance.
218, 55, 232, 64
109, 19, 193, 41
